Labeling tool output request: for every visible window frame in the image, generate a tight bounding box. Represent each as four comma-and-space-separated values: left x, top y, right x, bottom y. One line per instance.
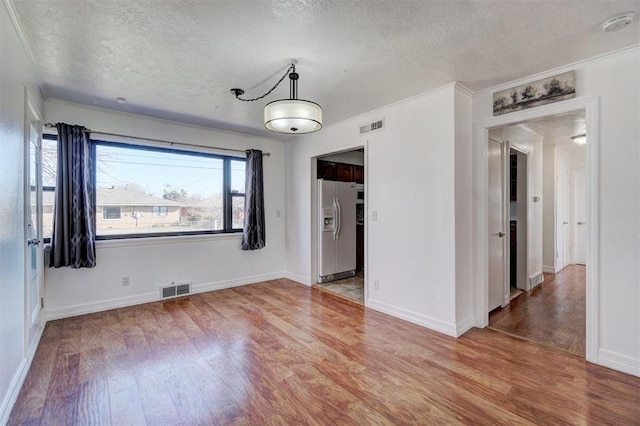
152, 206, 168, 216
225, 158, 246, 231
42, 134, 246, 241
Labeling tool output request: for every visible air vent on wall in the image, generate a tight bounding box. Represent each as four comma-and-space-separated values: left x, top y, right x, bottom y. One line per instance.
159, 281, 192, 300
359, 118, 384, 135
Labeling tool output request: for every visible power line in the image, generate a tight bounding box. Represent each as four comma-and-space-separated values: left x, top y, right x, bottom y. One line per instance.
100, 159, 225, 170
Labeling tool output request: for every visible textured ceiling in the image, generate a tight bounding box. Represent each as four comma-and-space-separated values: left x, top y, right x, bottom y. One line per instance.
521, 110, 587, 149
11, 0, 640, 138
490, 110, 586, 151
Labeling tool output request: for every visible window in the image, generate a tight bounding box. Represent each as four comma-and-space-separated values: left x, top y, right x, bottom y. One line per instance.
42, 135, 246, 239
102, 206, 122, 220
152, 206, 168, 216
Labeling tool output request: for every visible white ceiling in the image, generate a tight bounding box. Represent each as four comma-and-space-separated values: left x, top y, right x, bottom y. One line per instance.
521, 110, 587, 148
10, 0, 640, 138
489, 110, 587, 153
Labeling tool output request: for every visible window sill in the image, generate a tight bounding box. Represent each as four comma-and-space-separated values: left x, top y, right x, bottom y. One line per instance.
96, 232, 242, 249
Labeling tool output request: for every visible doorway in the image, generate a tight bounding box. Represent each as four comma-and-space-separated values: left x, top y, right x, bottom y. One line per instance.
509, 148, 529, 300
486, 110, 588, 357
313, 148, 365, 304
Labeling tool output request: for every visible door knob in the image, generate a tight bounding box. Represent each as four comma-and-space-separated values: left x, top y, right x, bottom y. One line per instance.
497, 232, 505, 238
28, 239, 40, 247
578, 221, 586, 225
563, 222, 569, 225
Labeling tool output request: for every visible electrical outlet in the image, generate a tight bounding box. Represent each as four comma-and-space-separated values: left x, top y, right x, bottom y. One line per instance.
276, 210, 281, 218
122, 276, 130, 286
372, 210, 378, 221
374, 280, 380, 290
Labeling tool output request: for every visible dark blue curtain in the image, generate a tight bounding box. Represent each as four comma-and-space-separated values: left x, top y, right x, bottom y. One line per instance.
49, 123, 97, 268
242, 149, 266, 250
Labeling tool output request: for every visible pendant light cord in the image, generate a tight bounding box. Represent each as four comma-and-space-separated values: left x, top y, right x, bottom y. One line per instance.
231, 63, 295, 102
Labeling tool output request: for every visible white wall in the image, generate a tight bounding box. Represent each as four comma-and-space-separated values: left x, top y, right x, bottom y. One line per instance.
319, 150, 364, 166
474, 46, 640, 376
454, 88, 474, 330
0, 0, 43, 422
44, 101, 287, 319
286, 84, 474, 336
489, 125, 544, 280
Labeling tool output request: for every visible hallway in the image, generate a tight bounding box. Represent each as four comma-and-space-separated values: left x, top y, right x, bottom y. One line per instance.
489, 265, 585, 356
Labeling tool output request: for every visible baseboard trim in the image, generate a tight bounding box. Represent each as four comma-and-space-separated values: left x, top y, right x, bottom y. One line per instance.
0, 323, 45, 425
597, 349, 640, 377
456, 317, 475, 337
283, 271, 311, 286
542, 265, 556, 274
192, 272, 285, 294
46, 291, 158, 321
366, 299, 457, 337
46, 271, 286, 321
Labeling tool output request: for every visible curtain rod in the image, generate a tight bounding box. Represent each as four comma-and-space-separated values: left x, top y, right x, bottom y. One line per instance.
43, 123, 270, 157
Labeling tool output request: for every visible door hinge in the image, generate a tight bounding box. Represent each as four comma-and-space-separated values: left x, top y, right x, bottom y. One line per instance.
40, 297, 44, 309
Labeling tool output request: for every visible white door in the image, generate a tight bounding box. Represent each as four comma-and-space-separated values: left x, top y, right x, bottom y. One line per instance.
488, 139, 506, 311
25, 121, 44, 350
556, 167, 570, 271
573, 170, 587, 265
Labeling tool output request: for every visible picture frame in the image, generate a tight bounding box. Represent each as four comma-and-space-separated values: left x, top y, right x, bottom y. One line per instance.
493, 71, 576, 116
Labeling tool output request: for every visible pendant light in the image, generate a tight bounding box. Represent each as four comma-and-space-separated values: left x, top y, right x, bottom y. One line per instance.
231, 62, 322, 134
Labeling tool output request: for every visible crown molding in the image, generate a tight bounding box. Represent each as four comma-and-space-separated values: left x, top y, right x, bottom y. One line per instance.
3, 0, 43, 93
474, 43, 640, 98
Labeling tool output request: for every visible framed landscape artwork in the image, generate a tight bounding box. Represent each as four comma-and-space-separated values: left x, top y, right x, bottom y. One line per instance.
493, 71, 575, 116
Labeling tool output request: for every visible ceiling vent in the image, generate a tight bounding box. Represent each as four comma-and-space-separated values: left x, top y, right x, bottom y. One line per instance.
360, 119, 384, 135
160, 281, 192, 300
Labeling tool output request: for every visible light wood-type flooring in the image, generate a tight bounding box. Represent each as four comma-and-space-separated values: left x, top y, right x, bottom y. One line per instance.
10, 277, 639, 425
489, 265, 586, 356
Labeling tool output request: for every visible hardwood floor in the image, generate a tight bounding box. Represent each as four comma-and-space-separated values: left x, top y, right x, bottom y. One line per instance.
10, 278, 639, 425
490, 265, 586, 356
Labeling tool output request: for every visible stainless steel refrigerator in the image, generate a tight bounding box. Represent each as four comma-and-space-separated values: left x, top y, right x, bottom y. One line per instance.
318, 179, 357, 283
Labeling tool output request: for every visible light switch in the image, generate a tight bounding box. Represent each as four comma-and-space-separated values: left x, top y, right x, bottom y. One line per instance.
371, 211, 378, 221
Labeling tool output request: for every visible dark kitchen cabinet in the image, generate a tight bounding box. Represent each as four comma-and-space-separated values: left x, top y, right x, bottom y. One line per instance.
353, 166, 364, 184
318, 160, 364, 184
336, 164, 353, 181
318, 161, 336, 180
